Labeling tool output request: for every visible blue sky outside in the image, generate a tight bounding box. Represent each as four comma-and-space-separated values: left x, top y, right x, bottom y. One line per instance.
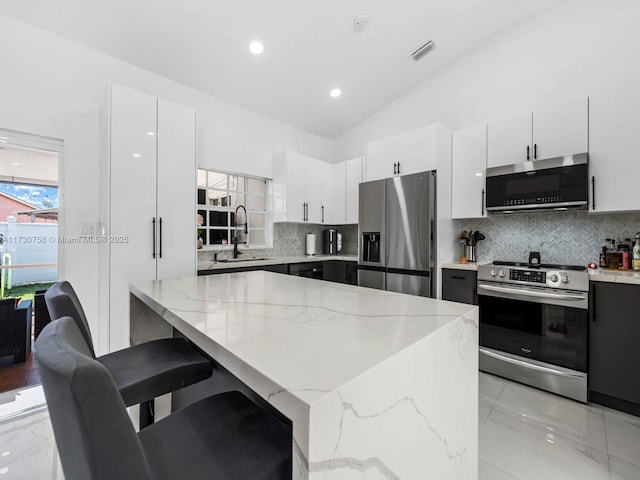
0, 181, 58, 209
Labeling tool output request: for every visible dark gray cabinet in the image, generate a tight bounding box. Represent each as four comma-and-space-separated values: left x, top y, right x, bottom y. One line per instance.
442, 268, 477, 305
323, 260, 358, 285
589, 281, 640, 416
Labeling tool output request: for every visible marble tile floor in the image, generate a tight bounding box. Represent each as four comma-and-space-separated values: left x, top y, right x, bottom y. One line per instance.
0, 373, 638, 479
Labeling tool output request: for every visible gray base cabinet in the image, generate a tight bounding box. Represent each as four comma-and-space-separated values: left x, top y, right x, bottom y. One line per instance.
442, 269, 477, 305
589, 281, 640, 416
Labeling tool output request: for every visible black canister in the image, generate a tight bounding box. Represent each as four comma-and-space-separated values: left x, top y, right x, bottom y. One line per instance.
323, 229, 338, 254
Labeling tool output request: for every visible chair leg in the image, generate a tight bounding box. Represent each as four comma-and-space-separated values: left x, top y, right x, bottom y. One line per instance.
139, 400, 155, 429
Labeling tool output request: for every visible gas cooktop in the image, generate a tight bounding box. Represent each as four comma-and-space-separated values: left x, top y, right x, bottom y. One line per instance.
492, 261, 587, 272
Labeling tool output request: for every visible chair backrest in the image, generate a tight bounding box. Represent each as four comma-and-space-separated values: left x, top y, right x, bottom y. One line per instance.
44, 281, 95, 357
35, 317, 151, 480
0, 298, 17, 356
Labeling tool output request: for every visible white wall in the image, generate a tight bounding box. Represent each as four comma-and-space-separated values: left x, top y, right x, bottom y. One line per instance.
0, 14, 331, 347
333, 0, 640, 160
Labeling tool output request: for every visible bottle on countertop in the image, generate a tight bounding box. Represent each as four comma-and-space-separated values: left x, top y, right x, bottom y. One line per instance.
633, 233, 640, 271
618, 238, 631, 269
599, 246, 607, 268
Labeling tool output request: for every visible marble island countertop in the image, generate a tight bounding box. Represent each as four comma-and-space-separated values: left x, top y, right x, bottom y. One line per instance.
197, 254, 358, 272
130, 271, 478, 479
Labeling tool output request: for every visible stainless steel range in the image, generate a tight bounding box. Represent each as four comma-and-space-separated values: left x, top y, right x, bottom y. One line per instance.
477, 261, 589, 402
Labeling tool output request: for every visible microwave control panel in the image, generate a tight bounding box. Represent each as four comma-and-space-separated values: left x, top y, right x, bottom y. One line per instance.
510, 269, 546, 283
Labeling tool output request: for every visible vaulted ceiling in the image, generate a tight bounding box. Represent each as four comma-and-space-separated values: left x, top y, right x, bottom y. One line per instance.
0, 0, 562, 138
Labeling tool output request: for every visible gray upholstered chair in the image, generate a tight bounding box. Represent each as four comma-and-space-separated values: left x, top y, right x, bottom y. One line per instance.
36, 317, 292, 480
44, 281, 213, 426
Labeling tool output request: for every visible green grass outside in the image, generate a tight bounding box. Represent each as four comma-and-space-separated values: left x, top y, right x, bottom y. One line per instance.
2, 282, 55, 302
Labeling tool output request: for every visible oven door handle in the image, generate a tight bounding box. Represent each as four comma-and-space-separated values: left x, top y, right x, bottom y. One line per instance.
478, 284, 586, 301
480, 348, 585, 379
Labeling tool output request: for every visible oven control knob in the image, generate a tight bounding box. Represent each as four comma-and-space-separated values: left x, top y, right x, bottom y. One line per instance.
561, 274, 569, 283
490, 269, 497, 277
499, 269, 506, 277
550, 274, 559, 282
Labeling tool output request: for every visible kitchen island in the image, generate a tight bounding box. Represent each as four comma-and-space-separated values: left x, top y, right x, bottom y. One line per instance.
130, 271, 478, 480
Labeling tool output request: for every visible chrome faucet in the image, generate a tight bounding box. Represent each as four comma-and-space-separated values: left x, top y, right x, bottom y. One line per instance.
233, 205, 248, 259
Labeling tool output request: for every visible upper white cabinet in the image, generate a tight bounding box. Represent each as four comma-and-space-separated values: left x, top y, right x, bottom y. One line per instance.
487, 111, 531, 168
487, 98, 588, 167
365, 135, 397, 182
102, 84, 196, 353
365, 124, 439, 181
589, 88, 640, 212
452, 123, 487, 219
345, 157, 363, 224
331, 162, 346, 225
272, 151, 332, 224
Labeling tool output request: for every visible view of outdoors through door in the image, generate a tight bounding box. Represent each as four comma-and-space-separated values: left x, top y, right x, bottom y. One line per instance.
0, 132, 60, 393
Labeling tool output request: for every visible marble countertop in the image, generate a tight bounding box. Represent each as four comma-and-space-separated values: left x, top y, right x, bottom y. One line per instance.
588, 268, 640, 285
441, 262, 482, 271
198, 254, 358, 272
131, 271, 476, 407
130, 272, 478, 479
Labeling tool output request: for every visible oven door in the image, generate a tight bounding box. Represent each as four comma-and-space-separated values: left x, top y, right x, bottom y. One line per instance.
478, 282, 588, 372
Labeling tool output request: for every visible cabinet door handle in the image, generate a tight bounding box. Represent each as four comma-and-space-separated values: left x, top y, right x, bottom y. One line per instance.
451, 275, 466, 280
481, 188, 485, 216
303, 202, 306, 221
305, 202, 308, 222
534, 143, 537, 160
589, 282, 595, 322
591, 176, 596, 210
397, 161, 401, 175
152, 217, 156, 259
526, 145, 530, 161
393, 162, 397, 175
159, 217, 163, 259
321, 205, 324, 223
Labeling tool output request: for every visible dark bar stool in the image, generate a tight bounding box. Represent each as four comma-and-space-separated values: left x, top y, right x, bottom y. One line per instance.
36, 317, 292, 480
44, 281, 213, 427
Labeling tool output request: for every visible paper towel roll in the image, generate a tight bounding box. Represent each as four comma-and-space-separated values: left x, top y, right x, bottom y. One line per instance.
305, 234, 316, 256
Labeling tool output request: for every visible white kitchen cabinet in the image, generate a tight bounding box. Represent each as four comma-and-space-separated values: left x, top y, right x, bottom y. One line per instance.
452, 123, 487, 219
487, 111, 532, 167
533, 98, 588, 161
365, 135, 398, 182
345, 157, 363, 224
331, 162, 346, 224
397, 124, 438, 174
102, 84, 196, 352
365, 124, 439, 181
272, 151, 333, 224
487, 98, 588, 167
589, 88, 640, 212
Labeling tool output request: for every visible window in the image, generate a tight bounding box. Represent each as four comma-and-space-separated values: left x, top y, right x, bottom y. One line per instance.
197, 169, 271, 249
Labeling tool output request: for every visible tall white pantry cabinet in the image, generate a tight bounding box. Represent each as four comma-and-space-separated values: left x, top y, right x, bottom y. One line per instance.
100, 84, 196, 354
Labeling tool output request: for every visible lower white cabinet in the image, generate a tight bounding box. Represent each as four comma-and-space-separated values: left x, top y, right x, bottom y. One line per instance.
452, 123, 487, 219
101, 84, 196, 353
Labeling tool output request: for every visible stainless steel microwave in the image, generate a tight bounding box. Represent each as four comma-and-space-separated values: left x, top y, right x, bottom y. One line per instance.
485, 153, 588, 213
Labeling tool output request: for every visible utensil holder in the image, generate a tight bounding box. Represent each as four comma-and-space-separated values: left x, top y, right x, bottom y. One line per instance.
465, 245, 477, 263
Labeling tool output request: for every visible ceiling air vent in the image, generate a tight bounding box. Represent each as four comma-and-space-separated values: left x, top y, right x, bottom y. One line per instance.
411, 41, 436, 61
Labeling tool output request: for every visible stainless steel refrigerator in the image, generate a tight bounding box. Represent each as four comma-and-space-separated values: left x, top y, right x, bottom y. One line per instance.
358, 171, 436, 297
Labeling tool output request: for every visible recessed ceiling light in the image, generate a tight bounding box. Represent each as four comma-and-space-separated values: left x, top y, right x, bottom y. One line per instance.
475, 172, 482, 177
11, 162, 20, 166
330, 88, 342, 98
147, 131, 155, 136
133, 153, 141, 158
249, 41, 264, 55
